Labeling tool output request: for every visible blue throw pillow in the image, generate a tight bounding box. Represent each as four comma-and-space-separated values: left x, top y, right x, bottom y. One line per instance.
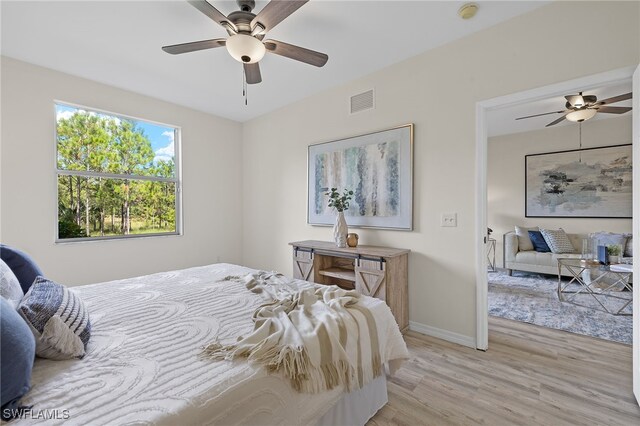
0, 245, 43, 294
528, 230, 551, 253
1, 298, 36, 418
19, 277, 91, 360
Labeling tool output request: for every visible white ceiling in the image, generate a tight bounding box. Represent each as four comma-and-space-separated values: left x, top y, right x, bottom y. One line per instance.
1, 1, 548, 122
487, 81, 633, 137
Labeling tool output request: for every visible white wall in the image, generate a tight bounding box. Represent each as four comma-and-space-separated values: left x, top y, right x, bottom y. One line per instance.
489, 115, 633, 267
241, 1, 640, 342
0, 57, 243, 285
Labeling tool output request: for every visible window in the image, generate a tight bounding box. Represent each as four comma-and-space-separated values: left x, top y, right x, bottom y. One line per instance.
55, 103, 180, 241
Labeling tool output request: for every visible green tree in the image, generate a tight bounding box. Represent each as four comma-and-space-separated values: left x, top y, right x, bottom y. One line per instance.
106, 120, 154, 234
135, 160, 175, 232
57, 110, 174, 238
57, 112, 110, 234
154, 160, 175, 229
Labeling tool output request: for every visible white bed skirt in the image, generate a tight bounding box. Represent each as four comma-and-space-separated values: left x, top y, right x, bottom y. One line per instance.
316, 375, 388, 426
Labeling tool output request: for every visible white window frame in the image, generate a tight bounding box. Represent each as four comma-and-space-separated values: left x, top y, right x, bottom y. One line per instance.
54, 101, 183, 243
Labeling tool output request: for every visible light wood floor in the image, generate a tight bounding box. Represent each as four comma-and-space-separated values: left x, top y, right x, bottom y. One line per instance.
368, 316, 640, 425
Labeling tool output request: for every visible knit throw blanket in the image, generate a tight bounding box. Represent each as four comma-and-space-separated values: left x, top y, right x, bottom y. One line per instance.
202, 272, 384, 394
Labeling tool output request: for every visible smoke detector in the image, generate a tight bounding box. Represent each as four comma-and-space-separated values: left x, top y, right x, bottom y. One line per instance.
458, 3, 478, 20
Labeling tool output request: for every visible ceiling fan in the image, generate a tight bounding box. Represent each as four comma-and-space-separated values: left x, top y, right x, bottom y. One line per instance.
515, 91, 632, 127
162, 0, 328, 87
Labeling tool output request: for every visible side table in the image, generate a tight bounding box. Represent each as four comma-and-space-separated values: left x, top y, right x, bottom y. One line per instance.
487, 238, 496, 272
289, 240, 410, 332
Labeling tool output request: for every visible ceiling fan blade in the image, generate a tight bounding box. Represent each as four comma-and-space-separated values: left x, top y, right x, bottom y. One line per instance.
596, 106, 632, 114
546, 113, 569, 127
162, 38, 226, 55
565, 94, 585, 107
244, 63, 262, 84
251, 0, 308, 33
264, 39, 328, 67
187, 0, 237, 32
597, 92, 632, 105
515, 110, 565, 120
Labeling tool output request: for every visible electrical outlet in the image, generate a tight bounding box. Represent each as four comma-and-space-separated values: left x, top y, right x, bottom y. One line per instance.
441, 213, 457, 227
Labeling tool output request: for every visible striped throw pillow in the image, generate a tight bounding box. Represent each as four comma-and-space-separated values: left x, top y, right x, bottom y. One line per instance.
539, 228, 576, 254
18, 277, 91, 360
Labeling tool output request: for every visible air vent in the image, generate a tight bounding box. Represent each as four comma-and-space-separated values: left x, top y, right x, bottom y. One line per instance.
350, 89, 374, 114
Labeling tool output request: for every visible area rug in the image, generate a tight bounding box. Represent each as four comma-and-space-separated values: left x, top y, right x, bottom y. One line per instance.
488, 271, 632, 345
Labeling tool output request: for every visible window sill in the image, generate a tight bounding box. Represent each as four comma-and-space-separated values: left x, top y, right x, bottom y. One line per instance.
55, 232, 182, 244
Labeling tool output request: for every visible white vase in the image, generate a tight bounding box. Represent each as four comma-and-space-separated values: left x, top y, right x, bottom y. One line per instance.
333, 211, 348, 248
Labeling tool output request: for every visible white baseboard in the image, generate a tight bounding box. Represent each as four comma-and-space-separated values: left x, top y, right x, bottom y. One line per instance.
409, 321, 476, 349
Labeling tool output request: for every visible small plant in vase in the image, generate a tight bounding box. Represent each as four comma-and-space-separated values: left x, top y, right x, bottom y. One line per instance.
325, 188, 353, 248
607, 245, 622, 264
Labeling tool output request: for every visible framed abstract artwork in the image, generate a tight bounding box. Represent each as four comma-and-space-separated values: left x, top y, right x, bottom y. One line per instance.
525, 144, 632, 218
307, 124, 413, 229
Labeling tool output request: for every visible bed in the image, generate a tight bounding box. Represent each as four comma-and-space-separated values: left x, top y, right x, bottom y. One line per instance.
15, 263, 408, 425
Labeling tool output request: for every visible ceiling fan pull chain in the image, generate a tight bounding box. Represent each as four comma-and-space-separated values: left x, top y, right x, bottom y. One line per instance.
579, 122, 582, 150
579, 122, 583, 163
242, 66, 248, 106
245, 67, 248, 106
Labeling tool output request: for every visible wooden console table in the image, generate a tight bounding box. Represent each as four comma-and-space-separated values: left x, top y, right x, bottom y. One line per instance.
289, 240, 409, 332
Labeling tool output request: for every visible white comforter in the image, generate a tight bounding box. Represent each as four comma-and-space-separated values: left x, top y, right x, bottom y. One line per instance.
17, 264, 408, 425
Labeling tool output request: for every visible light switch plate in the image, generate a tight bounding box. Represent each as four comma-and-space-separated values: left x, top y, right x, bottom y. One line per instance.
441, 213, 457, 227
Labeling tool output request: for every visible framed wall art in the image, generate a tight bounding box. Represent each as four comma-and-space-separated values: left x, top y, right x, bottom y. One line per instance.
525, 144, 632, 218
307, 124, 413, 230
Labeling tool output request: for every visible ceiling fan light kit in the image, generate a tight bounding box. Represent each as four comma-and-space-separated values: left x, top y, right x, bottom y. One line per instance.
566, 108, 597, 123
226, 34, 266, 63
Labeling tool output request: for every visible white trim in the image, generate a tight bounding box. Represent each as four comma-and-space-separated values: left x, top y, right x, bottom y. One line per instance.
475, 102, 489, 350
55, 231, 180, 244
409, 321, 476, 349
54, 100, 181, 130
475, 66, 636, 352
632, 64, 640, 406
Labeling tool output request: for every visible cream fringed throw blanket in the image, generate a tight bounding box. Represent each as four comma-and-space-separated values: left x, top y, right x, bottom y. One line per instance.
203, 272, 384, 394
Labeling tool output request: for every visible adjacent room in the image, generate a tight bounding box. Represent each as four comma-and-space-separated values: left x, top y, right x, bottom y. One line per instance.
1, 1, 640, 425
487, 82, 634, 344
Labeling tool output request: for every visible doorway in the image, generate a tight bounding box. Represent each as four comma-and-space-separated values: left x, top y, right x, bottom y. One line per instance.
475, 66, 637, 350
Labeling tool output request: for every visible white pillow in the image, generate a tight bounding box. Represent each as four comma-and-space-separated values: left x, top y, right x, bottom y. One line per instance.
515, 226, 539, 251
1, 259, 24, 309
540, 228, 576, 254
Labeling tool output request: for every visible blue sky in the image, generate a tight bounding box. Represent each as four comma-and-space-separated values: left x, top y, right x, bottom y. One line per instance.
56, 104, 175, 162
